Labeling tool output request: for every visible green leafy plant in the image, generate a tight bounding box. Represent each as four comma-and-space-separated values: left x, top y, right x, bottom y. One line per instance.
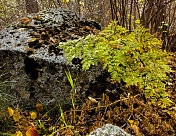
59, 104, 68, 128
65, 70, 76, 123
59, 21, 173, 107
57, 71, 77, 134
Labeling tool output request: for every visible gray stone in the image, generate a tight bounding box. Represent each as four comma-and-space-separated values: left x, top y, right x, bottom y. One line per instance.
0, 8, 108, 108
88, 124, 132, 136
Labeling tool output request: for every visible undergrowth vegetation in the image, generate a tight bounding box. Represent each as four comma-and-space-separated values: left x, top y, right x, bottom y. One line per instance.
1, 84, 176, 135
59, 21, 173, 107
0, 22, 175, 136
0, 68, 175, 135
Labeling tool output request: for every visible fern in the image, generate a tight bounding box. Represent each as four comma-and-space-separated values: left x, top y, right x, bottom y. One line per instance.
59, 21, 173, 107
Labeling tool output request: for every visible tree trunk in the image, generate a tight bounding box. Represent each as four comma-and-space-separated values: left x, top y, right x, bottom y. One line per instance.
25, 0, 39, 14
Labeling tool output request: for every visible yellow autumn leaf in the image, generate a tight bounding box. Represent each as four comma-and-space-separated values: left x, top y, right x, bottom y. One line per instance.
35, 103, 43, 112
117, 12, 120, 17
20, 18, 30, 24
135, 20, 140, 24
31, 112, 37, 120
63, 0, 69, 3
128, 120, 134, 124
13, 111, 21, 122
29, 38, 37, 42
79, 1, 84, 5
15, 131, 23, 136
26, 126, 38, 136
131, 124, 140, 135
8, 107, 14, 116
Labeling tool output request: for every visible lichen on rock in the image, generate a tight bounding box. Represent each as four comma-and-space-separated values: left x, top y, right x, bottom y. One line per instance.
0, 8, 109, 108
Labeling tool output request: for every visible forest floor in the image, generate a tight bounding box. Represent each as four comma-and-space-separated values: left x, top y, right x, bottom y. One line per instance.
0, 53, 175, 136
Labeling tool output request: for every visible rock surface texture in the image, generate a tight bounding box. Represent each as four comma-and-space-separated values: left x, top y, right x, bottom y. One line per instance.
88, 124, 131, 136
0, 8, 108, 107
